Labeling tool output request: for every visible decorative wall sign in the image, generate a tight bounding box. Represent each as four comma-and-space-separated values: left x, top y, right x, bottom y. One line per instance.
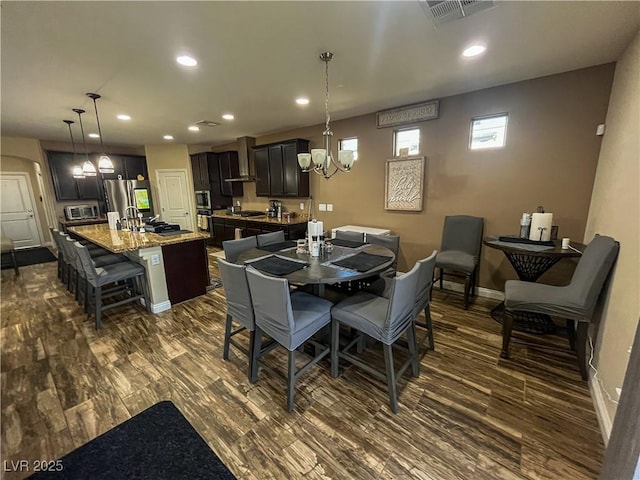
376, 100, 439, 128
384, 156, 425, 211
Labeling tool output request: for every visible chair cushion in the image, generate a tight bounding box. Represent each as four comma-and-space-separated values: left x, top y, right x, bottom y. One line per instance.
504, 280, 590, 320
435, 250, 476, 273
332, 292, 394, 344
92, 254, 128, 268
287, 291, 333, 351
92, 261, 145, 287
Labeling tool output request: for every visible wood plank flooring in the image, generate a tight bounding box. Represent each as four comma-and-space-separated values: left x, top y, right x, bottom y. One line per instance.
0, 251, 604, 479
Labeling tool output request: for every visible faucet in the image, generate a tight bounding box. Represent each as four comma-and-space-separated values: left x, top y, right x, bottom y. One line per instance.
124, 206, 141, 228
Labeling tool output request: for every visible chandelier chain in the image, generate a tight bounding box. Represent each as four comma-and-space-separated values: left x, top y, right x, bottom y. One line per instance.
325, 57, 331, 132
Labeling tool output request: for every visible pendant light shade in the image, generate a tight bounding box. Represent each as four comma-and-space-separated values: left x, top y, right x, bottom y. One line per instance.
64, 119, 85, 179
73, 108, 97, 177
87, 93, 114, 174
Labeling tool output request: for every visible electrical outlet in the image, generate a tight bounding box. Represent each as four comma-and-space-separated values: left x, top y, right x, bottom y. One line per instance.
596, 123, 606, 136
299, 202, 305, 210
151, 254, 160, 266
327, 204, 333, 212
628, 346, 633, 354
615, 387, 622, 398
319, 203, 327, 211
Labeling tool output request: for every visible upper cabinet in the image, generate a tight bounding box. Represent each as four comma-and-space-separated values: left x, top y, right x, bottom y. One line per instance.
253, 139, 309, 197
190, 152, 243, 206
190, 153, 210, 191
217, 151, 243, 197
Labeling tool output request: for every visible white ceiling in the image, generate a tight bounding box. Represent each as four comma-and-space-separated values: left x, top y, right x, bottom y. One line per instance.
2, 1, 638, 148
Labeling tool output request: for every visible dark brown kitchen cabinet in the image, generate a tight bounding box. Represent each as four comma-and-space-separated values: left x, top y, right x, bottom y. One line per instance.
253, 139, 309, 197
190, 153, 210, 191
47, 151, 100, 201
217, 151, 243, 197
99, 154, 148, 181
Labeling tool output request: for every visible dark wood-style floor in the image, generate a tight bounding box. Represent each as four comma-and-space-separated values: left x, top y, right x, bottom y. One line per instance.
1, 251, 604, 480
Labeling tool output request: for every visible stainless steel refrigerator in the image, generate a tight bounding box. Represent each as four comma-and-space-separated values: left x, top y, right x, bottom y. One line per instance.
103, 179, 155, 220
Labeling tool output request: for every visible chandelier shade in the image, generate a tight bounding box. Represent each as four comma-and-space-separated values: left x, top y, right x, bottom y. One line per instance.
297, 51, 356, 179
87, 93, 114, 174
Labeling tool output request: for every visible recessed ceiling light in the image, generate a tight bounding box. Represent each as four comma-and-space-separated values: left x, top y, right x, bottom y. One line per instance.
462, 45, 486, 57
117, 114, 131, 121
163, 135, 174, 140
296, 97, 309, 105
176, 55, 197, 67
222, 113, 235, 120
88, 133, 100, 138
188, 126, 200, 132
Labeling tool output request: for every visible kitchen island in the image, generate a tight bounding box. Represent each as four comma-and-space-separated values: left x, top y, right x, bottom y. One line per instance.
67, 224, 210, 312
210, 210, 308, 247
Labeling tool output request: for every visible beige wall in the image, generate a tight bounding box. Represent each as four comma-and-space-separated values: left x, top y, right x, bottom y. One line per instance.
144, 144, 197, 226
233, 64, 615, 287
584, 32, 640, 424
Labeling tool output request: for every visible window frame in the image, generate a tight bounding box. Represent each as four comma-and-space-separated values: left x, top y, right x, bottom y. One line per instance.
393, 127, 421, 157
468, 113, 509, 151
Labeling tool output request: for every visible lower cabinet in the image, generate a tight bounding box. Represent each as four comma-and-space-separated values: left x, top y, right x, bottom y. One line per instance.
211, 217, 307, 248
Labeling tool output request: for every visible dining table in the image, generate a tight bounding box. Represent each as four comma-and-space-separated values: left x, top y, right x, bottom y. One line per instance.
484, 235, 585, 333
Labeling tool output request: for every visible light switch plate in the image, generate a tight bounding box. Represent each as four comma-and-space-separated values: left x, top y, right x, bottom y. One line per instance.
596, 123, 606, 136
319, 203, 327, 211
151, 254, 160, 266
299, 202, 305, 210
327, 204, 333, 212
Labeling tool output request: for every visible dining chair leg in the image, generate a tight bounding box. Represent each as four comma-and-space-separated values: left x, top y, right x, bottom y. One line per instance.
95, 285, 102, 330
424, 305, 435, 350
407, 323, 419, 377
576, 321, 589, 381
439, 268, 444, 290
566, 319, 576, 351
500, 312, 514, 359
383, 344, 398, 413
287, 349, 296, 412
463, 274, 471, 310
357, 331, 366, 353
250, 327, 262, 384
331, 318, 340, 378
10, 249, 19, 276
223, 314, 233, 360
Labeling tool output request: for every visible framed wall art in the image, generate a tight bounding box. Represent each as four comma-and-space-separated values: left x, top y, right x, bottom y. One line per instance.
376, 100, 439, 128
384, 156, 425, 211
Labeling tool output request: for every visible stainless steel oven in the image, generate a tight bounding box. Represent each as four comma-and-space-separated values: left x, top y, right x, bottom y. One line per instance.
195, 190, 211, 210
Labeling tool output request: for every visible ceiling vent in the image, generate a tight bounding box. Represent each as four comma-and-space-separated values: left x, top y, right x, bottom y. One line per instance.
194, 120, 220, 127
420, 0, 495, 27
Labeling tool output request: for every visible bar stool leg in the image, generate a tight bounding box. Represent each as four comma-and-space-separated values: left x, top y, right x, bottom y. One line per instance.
95, 285, 102, 329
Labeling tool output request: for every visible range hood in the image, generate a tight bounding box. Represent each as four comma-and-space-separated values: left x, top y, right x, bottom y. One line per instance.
225, 136, 255, 182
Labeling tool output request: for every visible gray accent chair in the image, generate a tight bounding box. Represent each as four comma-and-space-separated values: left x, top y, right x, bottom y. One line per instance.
246, 267, 333, 412
331, 261, 421, 413
74, 243, 148, 329
435, 215, 484, 309
223, 236, 258, 264
503, 234, 619, 380
0, 235, 18, 276
217, 258, 277, 382
335, 230, 364, 242
257, 230, 285, 247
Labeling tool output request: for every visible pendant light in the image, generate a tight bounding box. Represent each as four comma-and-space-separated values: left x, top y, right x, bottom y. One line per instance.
73, 108, 97, 176
64, 119, 85, 178
86, 92, 114, 173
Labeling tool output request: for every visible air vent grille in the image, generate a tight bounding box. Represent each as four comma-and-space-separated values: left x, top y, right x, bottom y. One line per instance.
194, 120, 220, 127
421, 0, 495, 27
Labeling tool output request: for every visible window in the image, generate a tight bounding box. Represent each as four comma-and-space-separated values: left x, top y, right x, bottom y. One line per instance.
339, 137, 358, 160
469, 113, 508, 150
394, 128, 420, 157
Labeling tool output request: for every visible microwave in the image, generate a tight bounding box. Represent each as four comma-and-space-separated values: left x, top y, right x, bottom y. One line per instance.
65, 205, 99, 220
195, 190, 211, 210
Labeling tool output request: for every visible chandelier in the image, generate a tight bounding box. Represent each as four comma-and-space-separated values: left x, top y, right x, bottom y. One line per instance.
297, 52, 355, 179
73, 108, 97, 177
87, 93, 115, 173
63, 119, 85, 178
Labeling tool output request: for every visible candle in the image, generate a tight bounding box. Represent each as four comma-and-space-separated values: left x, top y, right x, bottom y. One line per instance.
529, 213, 553, 242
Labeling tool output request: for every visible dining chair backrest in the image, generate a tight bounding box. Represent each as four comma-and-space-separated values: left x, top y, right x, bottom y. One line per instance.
414, 250, 438, 316
257, 230, 285, 247
335, 230, 364, 242
223, 236, 258, 263
384, 261, 421, 341
64, 236, 85, 273
367, 233, 400, 272
565, 235, 620, 314
217, 258, 255, 330
54, 231, 70, 262
440, 215, 484, 259
245, 267, 295, 335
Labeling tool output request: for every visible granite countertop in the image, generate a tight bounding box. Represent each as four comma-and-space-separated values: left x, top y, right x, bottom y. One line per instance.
68, 223, 210, 253
211, 210, 308, 225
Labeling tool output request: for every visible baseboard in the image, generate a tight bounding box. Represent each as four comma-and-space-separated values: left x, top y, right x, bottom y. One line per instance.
436, 279, 504, 301
589, 374, 613, 445
149, 300, 171, 314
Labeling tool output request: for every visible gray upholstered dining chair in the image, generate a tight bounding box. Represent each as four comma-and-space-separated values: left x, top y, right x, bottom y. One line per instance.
217, 258, 277, 382
257, 230, 285, 248
222, 236, 258, 263
331, 261, 421, 413
334, 230, 364, 242
74, 243, 148, 329
502, 234, 619, 380
246, 267, 333, 412
435, 215, 484, 309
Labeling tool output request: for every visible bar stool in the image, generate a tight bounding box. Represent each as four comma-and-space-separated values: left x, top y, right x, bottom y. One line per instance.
74, 243, 148, 329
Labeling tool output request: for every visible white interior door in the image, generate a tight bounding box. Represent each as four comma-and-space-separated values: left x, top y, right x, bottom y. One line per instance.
156, 169, 193, 231
0, 173, 41, 248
